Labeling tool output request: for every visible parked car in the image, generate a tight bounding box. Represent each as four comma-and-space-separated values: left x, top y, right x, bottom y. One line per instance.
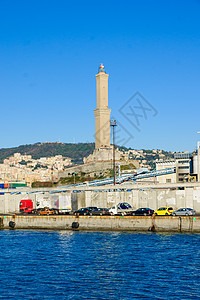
172, 208, 196, 216
109, 202, 133, 215
131, 208, 154, 216
74, 207, 97, 216
86, 206, 98, 210
91, 208, 110, 216
38, 208, 55, 215
154, 207, 173, 216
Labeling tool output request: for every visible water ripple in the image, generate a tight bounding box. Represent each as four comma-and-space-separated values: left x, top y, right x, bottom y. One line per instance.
0, 230, 200, 299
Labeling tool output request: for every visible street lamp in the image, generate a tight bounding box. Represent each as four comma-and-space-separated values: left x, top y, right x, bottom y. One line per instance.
73, 172, 77, 187
110, 120, 117, 185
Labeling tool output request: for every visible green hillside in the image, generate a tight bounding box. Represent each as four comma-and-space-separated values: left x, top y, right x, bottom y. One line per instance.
0, 142, 95, 164
0, 142, 174, 169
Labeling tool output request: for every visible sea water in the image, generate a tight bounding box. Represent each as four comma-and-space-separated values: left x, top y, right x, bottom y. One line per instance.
0, 230, 200, 299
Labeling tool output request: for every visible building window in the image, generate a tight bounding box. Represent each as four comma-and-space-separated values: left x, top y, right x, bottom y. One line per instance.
178, 160, 189, 164
178, 173, 189, 176
166, 179, 171, 183
178, 166, 189, 169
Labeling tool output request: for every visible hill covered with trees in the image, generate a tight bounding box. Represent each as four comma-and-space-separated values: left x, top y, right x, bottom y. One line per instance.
0, 142, 174, 168
0, 142, 95, 164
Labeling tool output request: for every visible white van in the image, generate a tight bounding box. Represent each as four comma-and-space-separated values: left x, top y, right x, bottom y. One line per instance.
109, 202, 133, 215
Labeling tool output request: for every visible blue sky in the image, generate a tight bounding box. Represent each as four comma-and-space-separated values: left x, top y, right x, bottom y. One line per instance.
0, 0, 200, 152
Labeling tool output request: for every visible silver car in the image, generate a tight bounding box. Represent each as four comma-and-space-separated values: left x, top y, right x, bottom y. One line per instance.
172, 208, 195, 216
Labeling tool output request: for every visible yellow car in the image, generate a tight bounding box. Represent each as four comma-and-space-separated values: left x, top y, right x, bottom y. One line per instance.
154, 207, 173, 216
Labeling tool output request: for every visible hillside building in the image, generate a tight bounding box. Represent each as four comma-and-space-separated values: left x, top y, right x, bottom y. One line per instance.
156, 160, 176, 183
156, 145, 200, 183
174, 152, 193, 182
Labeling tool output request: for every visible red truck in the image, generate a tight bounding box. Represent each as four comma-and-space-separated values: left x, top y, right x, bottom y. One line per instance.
19, 199, 33, 214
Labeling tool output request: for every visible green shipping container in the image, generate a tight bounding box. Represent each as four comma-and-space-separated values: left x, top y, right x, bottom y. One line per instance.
9, 183, 27, 188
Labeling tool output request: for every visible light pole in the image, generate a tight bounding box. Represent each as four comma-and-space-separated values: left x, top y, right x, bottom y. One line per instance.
73, 172, 77, 187
110, 120, 117, 185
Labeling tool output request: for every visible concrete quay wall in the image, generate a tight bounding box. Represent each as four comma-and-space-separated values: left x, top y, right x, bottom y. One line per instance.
1, 215, 200, 232
75, 187, 200, 212
2, 186, 200, 214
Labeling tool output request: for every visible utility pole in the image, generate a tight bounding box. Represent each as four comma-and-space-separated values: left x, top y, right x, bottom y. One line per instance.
73, 172, 77, 187
118, 163, 121, 178
110, 120, 117, 185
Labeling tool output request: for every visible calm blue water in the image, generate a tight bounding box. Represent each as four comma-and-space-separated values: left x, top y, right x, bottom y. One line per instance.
0, 230, 200, 299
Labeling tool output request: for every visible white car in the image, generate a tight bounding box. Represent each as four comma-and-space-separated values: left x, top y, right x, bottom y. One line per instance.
109, 202, 133, 215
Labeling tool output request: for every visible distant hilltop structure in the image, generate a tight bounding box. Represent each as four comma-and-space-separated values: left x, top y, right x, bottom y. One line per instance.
94, 63, 111, 149
58, 64, 139, 180
84, 64, 120, 163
